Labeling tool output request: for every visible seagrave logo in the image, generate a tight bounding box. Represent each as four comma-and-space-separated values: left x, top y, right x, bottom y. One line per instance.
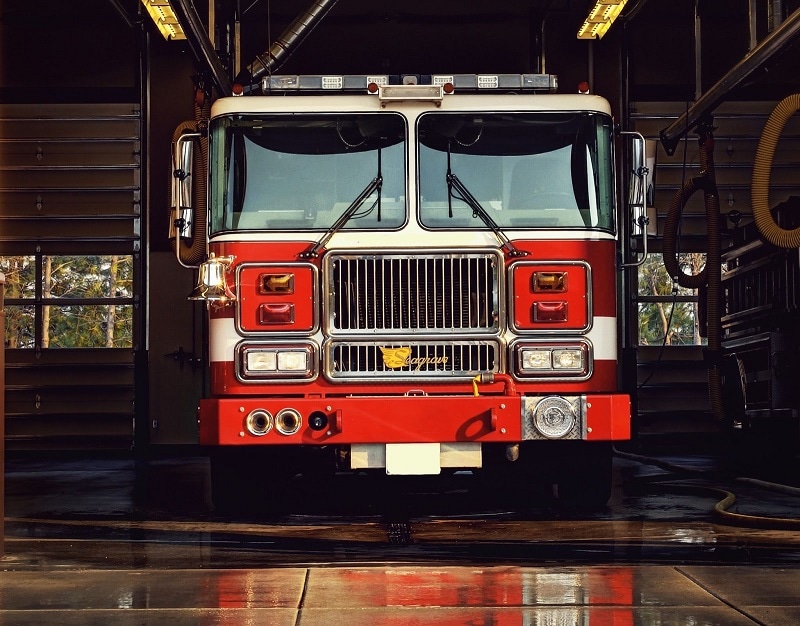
379, 346, 449, 370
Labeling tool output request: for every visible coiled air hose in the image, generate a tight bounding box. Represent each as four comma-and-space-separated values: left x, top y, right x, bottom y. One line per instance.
615, 448, 800, 530
170, 95, 211, 267
752, 93, 800, 249
661, 130, 724, 421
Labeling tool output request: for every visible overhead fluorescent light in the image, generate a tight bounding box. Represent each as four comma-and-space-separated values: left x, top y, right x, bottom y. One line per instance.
141, 0, 186, 40
577, 0, 628, 40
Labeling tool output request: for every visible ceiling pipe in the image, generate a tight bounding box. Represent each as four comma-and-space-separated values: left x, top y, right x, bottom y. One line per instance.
769, 0, 785, 32
108, 0, 136, 29
749, 0, 758, 50
236, 0, 339, 88
660, 6, 800, 155
171, 0, 232, 95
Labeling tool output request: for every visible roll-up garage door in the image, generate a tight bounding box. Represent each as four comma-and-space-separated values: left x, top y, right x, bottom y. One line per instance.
0, 103, 142, 450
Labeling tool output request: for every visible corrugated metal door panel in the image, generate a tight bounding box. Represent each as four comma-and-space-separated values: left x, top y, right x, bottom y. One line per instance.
0, 190, 138, 219
1, 220, 138, 241
0, 103, 141, 450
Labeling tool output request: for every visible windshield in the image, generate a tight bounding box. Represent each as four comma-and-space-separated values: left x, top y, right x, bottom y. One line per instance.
418, 112, 615, 231
209, 113, 406, 233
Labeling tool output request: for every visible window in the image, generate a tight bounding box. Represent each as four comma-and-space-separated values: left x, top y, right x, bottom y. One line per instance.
637, 252, 706, 345
209, 113, 407, 233
1, 255, 134, 349
417, 112, 615, 231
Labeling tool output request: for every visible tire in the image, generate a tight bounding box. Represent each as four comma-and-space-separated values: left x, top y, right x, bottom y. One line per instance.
555, 441, 614, 508
209, 446, 297, 515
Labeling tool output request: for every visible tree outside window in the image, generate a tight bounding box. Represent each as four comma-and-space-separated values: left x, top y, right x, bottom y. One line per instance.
637, 252, 706, 346
1, 255, 134, 349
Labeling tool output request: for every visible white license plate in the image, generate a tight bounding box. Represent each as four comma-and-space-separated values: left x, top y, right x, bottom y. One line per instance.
385, 443, 441, 475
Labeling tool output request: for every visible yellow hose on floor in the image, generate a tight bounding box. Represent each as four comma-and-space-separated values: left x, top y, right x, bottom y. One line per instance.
751, 93, 800, 249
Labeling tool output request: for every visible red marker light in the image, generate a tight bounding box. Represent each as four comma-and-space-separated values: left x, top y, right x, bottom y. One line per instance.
232, 83, 244, 96
443, 82, 455, 94
578, 81, 590, 94
533, 301, 569, 323
367, 82, 379, 94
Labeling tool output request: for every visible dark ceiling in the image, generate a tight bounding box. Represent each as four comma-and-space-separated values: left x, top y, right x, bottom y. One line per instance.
2, 0, 800, 107
178, 0, 800, 104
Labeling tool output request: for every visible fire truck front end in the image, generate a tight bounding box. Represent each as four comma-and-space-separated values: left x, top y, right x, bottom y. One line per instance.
172, 74, 642, 509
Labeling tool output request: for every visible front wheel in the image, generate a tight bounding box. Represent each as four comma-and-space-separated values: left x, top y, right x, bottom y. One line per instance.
208, 446, 298, 515
554, 441, 614, 508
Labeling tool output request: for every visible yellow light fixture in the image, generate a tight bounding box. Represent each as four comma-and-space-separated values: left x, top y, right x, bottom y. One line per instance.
577, 0, 628, 40
141, 0, 186, 40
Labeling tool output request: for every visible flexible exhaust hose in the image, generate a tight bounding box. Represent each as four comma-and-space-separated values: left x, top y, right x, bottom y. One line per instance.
170, 98, 210, 267
751, 93, 800, 249
662, 133, 724, 421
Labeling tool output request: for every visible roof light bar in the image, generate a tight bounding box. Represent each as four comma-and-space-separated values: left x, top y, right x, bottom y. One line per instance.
259, 73, 558, 95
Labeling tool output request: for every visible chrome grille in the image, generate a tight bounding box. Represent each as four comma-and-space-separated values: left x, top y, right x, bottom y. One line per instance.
326, 340, 500, 381
325, 251, 500, 334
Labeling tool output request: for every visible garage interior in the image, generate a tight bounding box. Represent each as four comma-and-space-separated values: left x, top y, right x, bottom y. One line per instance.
1, 0, 800, 622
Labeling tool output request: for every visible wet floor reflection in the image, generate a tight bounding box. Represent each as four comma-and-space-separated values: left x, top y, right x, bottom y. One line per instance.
1, 563, 798, 625
4, 444, 800, 569
3, 441, 800, 624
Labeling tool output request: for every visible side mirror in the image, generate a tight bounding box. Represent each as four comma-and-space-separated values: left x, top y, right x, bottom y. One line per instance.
620, 131, 656, 267
170, 132, 201, 243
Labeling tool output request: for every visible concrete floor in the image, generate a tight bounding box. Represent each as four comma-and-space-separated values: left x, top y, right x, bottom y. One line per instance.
3, 443, 800, 625
1, 564, 800, 624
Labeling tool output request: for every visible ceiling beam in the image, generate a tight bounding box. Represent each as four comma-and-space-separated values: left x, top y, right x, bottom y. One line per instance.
660, 7, 800, 155
171, 0, 232, 96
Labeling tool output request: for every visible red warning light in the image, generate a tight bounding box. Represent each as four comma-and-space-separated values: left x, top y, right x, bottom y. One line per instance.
578, 81, 590, 94
443, 82, 455, 94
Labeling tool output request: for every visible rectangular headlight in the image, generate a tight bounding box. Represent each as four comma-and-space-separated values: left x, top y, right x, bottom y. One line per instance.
513, 342, 591, 379
240, 344, 316, 381
521, 348, 552, 370
277, 350, 309, 371
246, 351, 277, 371
552, 348, 585, 370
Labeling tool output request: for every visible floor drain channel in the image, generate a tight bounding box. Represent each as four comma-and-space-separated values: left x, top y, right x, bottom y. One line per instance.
387, 522, 413, 545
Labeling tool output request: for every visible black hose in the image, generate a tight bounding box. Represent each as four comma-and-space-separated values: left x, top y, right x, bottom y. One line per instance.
661, 131, 723, 421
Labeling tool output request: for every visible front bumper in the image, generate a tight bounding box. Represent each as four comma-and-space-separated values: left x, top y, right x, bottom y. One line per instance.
199, 393, 630, 445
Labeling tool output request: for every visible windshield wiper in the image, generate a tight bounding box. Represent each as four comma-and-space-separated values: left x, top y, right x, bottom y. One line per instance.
446, 144, 527, 257
301, 149, 383, 259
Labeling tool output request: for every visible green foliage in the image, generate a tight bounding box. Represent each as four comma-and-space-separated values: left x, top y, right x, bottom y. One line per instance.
637, 253, 705, 346
1, 257, 36, 348
1, 255, 134, 349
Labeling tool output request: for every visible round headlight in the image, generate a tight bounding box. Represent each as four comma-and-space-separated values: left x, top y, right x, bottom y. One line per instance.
532, 396, 577, 439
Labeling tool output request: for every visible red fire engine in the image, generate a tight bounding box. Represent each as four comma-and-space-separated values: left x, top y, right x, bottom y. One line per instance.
171, 73, 644, 510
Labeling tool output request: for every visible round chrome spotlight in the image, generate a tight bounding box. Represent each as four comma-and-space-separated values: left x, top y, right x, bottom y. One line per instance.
532, 396, 577, 439
275, 408, 302, 435
245, 409, 273, 436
